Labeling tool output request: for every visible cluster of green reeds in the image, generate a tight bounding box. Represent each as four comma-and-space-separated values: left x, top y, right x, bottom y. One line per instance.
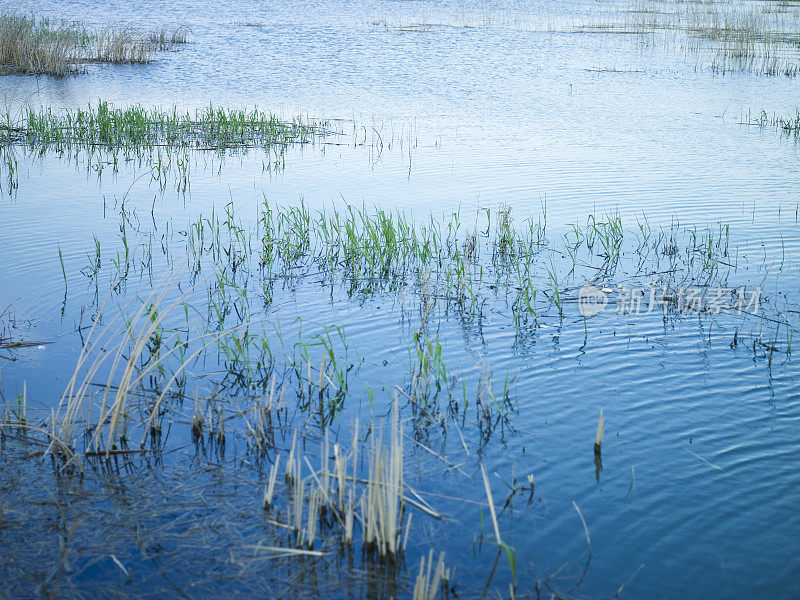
0, 100, 415, 194
5, 101, 327, 150
89, 199, 747, 348
51, 199, 770, 461
0, 101, 332, 192
17, 197, 781, 469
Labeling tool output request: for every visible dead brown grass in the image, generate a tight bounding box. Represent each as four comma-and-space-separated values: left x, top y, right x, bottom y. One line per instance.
0, 12, 188, 76
0, 12, 82, 76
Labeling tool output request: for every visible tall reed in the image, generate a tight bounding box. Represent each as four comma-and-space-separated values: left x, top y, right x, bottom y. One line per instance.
0, 13, 188, 76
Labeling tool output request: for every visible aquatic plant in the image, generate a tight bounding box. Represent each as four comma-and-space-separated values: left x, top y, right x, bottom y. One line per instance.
0, 12, 188, 76
571, 0, 800, 77
0, 12, 81, 76
746, 108, 800, 139
75, 197, 790, 370
0, 101, 332, 192
148, 26, 190, 49
412, 550, 450, 600
3, 101, 326, 151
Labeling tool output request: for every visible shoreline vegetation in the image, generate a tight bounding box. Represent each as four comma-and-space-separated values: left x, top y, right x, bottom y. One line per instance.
0, 12, 188, 76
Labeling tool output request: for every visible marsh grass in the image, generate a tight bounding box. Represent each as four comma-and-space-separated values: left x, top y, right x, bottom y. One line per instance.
76, 196, 789, 381
0, 200, 793, 597
7, 201, 790, 468
0, 12, 82, 76
746, 108, 800, 138
43, 273, 273, 463
257, 398, 417, 561
51, 276, 196, 460
6, 101, 326, 150
679, 1, 800, 76
0, 101, 332, 192
573, 0, 800, 76
412, 550, 450, 600
148, 26, 190, 49
90, 27, 154, 65
0, 101, 410, 194
0, 12, 188, 76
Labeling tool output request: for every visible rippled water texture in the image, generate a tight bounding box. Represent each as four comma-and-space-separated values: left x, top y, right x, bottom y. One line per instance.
0, 0, 799, 599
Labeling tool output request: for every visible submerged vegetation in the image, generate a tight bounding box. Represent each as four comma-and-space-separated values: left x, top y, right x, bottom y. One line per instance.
0, 12, 187, 76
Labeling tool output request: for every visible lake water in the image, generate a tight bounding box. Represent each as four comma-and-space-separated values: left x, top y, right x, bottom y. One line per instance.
0, 0, 799, 598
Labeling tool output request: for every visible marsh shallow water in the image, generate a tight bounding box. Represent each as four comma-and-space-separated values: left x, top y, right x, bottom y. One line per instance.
0, 0, 799, 598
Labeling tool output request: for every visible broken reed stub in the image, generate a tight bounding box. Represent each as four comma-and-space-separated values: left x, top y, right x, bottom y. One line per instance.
594, 409, 605, 455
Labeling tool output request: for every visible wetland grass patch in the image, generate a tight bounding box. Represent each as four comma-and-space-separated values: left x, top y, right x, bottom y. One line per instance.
0, 101, 409, 194
0, 199, 794, 598
0, 12, 81, 76
745, 108, 800, 139
572, 0, 800, 76
14, 199, 788, 470
66, 197, 793, 381
0, 12, 188, 76
0, 100, 335, 192
1, 6, 798, 597
3, 101, 326, 150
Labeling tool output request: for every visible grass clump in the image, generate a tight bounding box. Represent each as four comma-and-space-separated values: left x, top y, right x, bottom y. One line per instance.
0, 101, 331, 191
0, 12, 188, 76
574, 0, 800, 76
747, 108, 800, 139
1, 101, 328, 151
413, 550, 450, 600
0, 12, 82, 76
148, 26, 189, 49
91, 27, 154, 65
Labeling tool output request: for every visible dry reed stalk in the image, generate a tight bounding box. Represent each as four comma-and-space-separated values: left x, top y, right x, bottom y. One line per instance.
594, 409, 605, 454
0, 13, 188, 75
263, 455, 281, 509
412, 549, 449, 600
480, 465, 501, 544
